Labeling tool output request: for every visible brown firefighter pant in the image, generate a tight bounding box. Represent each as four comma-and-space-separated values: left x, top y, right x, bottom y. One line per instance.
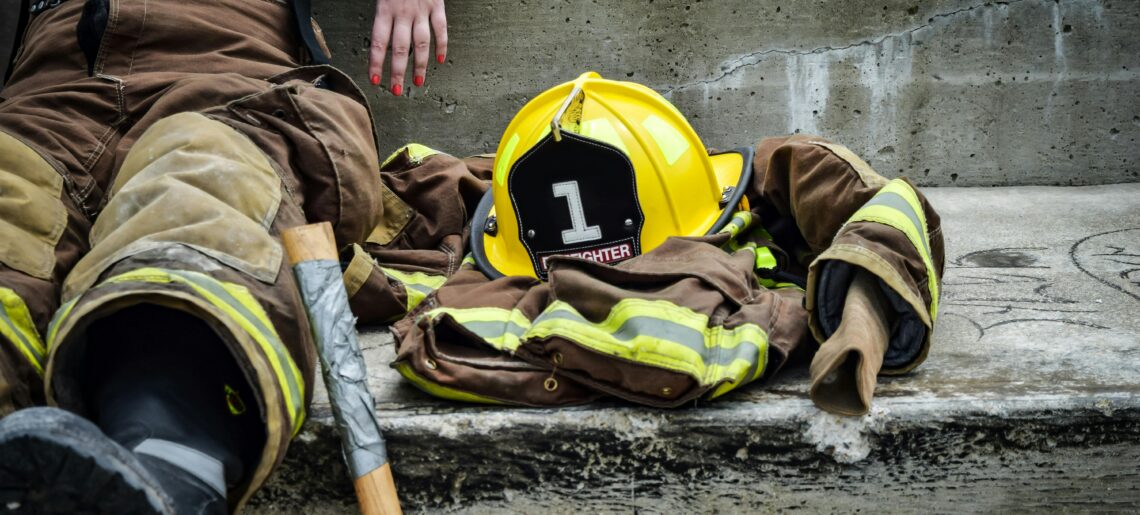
344, 138, 944, 409
0, 0, 381, 508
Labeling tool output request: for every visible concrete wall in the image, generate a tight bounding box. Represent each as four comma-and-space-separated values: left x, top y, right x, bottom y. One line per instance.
318, 0, 1140, 187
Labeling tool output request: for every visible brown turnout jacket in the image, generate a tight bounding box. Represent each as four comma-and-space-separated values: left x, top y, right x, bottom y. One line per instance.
347, 136, 945, 408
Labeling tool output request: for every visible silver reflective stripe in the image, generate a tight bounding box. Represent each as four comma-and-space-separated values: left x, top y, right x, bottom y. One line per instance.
134, 438, 226, 496
458, 320, 529, 340
862, 191, 931, 257
404, 282, 435, 296
533, 310, 763, 367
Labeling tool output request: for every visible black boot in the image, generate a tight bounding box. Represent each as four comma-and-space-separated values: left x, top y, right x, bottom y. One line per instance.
0, 305, 264, 514
83, 304, 266, 515
0, 406, 175, 514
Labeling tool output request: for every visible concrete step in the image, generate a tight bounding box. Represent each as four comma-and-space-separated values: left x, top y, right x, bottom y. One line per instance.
249, 184, 1140, 513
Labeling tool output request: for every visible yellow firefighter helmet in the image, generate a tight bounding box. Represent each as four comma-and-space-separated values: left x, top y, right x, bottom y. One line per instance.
471, 71, 753, 280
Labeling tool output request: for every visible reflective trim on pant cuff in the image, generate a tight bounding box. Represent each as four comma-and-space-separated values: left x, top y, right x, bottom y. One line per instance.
0, 287, 46, 375
134, 438, 226, 497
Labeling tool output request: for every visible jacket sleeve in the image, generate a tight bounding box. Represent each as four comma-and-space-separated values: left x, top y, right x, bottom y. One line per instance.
340, 145, 490, 324
747, 135, 945, 374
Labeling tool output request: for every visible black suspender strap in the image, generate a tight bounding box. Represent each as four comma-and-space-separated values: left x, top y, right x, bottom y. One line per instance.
292, 0, 329, 65
3, 0, 30, 85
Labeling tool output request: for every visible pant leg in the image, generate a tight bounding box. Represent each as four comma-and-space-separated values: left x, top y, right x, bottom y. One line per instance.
5, 0, 383, 507
0, 0, 129, 414
0, 131, 93, 414
45, 102, 380, 510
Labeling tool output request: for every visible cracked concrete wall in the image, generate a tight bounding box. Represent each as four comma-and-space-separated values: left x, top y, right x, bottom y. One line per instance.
317, 0, 1139, 186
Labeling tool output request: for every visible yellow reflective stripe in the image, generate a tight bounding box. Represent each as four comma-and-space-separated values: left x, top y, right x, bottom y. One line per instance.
461, 254, 476, 267
494, 133, 520, 187
757, 277, 802, 291
381, 143, 439, 169
731, 243, 780, 273
642, 114, 690, 165
580, 118, 629, 154
393, 362, 505, 404
421, 299, 768, 397
92, 268, 306, 436
423, 306, 531, 352
530, 300, 767, 389
0, 288, 45, 375
754, 246, 778, 270
379, 266, 447, 313
46, 298, 78, 350
846, 179, 940, 320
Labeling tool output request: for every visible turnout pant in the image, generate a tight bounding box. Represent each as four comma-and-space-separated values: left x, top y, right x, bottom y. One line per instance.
0, 0, 381, 508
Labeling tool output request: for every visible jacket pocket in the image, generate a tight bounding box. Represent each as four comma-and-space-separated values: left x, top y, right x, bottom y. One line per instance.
221, 67, 381, 246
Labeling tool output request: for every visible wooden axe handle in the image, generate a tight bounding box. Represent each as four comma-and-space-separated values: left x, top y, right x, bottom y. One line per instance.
354, 463, 402, 515
282, 222, 338, 264
281, 223, 403, 515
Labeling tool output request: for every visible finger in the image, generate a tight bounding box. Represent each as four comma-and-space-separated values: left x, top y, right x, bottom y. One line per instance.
431, 4, 448, 64
412, 16, 430, 87
389, 18, 412, 95
368, 12, 392, 86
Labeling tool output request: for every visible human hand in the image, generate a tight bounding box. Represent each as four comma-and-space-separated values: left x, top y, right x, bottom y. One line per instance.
368, 0, 447, 96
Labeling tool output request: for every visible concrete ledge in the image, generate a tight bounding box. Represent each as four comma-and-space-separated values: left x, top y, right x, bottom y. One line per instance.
250, 184, 1140, 512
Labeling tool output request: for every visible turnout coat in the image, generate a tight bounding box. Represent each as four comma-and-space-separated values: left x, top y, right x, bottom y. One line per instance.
346, 136, 945, 408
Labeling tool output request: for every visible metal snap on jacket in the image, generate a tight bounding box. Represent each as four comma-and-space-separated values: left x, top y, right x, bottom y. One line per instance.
425, 358, 438, 370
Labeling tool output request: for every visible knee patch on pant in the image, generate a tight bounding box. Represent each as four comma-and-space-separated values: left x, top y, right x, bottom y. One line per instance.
46, 267, 304, 510
0, 131, 67, 281
64, 112, 283, 299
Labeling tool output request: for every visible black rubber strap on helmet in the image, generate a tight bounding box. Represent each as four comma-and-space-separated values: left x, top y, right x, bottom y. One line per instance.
292, 0, 329, 65
704, 146, 755, 236
469, 190, 503, 279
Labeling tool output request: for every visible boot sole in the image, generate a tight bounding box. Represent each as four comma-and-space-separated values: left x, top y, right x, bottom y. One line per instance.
0, 407, 173, 514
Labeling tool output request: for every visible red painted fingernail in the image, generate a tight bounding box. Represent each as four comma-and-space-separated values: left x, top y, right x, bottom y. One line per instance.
437, 54, 445, 64
392, 84, 402, 96
370, 74, 380, 86
414, 75, 424, 87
